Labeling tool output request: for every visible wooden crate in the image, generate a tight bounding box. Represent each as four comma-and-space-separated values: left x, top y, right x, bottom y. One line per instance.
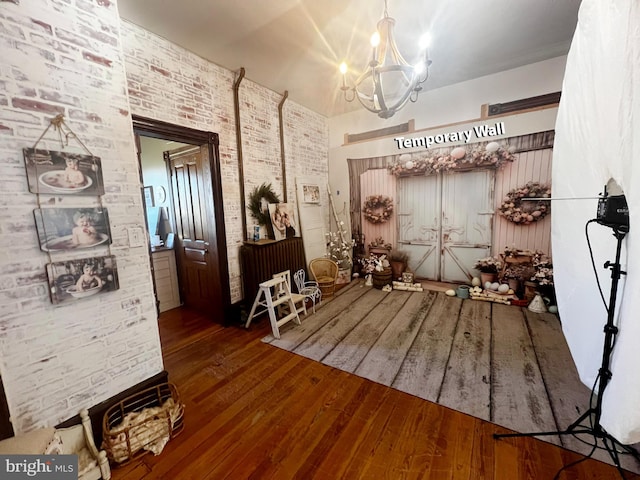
102, 383, 184, 465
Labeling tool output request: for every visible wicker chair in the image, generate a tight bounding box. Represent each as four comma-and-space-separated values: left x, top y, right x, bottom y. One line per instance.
309, 258, 339, 299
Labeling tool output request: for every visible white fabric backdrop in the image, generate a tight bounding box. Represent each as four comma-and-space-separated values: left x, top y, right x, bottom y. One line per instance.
553, 0, 640, 443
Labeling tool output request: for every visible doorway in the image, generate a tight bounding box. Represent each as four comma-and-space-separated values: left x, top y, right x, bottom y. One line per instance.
132, 116, 230, 320
398, 169, 495, 282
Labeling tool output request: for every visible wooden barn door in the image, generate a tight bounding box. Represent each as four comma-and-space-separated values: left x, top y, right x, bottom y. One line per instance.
441, 169, 494, 282
398, 175, 441, 279
399, 170, 494, 281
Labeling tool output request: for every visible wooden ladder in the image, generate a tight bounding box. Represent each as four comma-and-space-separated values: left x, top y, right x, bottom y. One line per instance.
245, 276, 301, 339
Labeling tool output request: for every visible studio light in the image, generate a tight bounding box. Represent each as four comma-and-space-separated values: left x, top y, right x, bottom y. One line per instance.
339, 0, 432, 119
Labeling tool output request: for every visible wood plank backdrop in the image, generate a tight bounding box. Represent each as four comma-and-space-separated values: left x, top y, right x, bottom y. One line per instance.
264, 280, 640, 473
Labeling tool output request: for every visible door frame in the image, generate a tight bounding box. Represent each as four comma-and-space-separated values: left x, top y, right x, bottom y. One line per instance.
132, 115, 231, 316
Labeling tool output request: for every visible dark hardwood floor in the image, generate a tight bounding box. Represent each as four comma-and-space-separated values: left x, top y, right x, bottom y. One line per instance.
110, 304, 639, 479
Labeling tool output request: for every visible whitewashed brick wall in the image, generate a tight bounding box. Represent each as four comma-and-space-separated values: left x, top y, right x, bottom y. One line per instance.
120, 22, 329, 301
0, 0, 328, 433
0, 1, 163, 432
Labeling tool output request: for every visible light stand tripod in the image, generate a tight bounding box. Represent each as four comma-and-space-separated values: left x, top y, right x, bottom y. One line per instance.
494, 224, 640, 479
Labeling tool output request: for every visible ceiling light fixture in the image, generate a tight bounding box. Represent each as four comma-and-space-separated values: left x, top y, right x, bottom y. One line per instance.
339, 0, 431, 119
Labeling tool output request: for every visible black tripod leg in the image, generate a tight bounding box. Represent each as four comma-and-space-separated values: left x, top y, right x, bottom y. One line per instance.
494, 409, 595, 440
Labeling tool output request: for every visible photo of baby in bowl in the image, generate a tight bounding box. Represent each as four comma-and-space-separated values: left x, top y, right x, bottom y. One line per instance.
34, 207, 112, 252
23, 147, 104, 195
46, 254, 119, 304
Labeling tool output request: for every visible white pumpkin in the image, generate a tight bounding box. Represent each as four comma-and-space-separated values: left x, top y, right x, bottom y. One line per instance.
445, 289, 456, 297
497, 284, 509, 293
484, 281, 493, 290
471, 277, 481, 287
490, 282, 500, 291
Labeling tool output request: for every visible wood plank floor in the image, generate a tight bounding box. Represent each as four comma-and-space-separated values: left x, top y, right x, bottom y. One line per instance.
109, 285, 640, 480
265, 280, 640, 474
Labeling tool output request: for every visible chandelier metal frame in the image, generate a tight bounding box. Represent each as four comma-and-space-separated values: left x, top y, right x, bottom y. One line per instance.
340, 0, 431, 119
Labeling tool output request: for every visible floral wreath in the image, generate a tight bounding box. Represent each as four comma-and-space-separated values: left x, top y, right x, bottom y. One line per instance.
497, 181, 551, 225
248, 182, 280, 226
363, 195, 393, 224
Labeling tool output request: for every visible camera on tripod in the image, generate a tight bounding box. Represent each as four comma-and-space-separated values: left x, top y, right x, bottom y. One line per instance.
597, 187, 629, 232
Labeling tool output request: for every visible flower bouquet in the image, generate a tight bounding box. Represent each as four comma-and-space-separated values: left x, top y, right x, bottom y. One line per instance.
473, 256, 502, 274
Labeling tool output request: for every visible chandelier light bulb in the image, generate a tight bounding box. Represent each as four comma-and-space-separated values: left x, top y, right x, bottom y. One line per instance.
419, 33, 431, 50
338, 1, 432, 118
370, 31, 381, 48
339, 62, 348, 75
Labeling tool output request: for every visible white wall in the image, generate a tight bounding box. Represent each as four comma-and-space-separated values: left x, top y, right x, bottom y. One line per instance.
0, 0, 163, 432
327, 56, 567, 225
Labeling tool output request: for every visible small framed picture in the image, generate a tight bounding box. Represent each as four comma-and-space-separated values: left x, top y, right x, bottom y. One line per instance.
402, 272, 414, 284
302, 184, 320, 204
23, 148, 105, 196
143, 186, 154, 207
34, 207, 112, 252
46, 254, 119, 305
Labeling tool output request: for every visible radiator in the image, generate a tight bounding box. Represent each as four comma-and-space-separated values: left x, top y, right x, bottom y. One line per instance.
241, 237, 307, 301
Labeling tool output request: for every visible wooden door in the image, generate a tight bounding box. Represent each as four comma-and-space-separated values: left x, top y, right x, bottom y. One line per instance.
440, 170, 493, 282
398, 175, 441, 280
399, 170, 493, 281
167, 145, 222, 314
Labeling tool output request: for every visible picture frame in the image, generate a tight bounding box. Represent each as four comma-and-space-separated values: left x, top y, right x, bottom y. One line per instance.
34, 207, 112, 252
268, 203, 299, 241
302, 184, 320, 204
23, 147, 104, 196
46, 254, 119, 305
402, 272, 414, 284
143, 186, 155, 207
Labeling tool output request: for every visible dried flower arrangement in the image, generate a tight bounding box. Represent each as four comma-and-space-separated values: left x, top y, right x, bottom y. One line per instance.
473, 256, 502, 274
325, 222, 355, 269
531, 251, 554, 286
387, 144, 516, 177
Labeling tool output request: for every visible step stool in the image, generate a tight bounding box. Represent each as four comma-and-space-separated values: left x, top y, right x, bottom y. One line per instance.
244, 276, 301, 339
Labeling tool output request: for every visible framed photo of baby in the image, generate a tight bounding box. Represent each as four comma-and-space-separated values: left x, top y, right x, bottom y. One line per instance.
46, 254, 119, 305
23, 147, 105, 195
268, 203, 299, 241
34, 207, 112, 252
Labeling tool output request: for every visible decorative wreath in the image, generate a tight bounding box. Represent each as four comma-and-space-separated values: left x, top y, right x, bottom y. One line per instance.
248, 183, 280, 226
363, 195, 394, 224
497, 181, 551, 225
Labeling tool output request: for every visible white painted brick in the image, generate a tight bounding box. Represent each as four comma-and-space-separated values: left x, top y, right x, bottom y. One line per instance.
0, 0, 327, 435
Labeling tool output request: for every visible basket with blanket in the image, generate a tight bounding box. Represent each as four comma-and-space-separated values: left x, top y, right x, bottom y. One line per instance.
102, 382, 184, 464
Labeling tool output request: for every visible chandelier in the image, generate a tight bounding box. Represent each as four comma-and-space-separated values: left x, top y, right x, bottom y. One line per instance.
339, 1, 431, 119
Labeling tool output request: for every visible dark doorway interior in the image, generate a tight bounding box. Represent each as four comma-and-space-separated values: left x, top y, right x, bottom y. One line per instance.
132, 115, 230, 321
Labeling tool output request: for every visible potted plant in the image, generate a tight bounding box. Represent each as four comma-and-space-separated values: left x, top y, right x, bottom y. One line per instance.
388, 250, 409, 280
473, 256, 502, 284
501, 263, 533, 292
530, 251, 554, 303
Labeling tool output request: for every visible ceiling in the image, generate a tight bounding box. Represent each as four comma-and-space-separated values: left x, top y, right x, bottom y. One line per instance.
117, 0, 581, 118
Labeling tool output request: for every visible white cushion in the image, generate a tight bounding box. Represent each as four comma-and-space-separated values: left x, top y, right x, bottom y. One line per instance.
0, 427, 56, 454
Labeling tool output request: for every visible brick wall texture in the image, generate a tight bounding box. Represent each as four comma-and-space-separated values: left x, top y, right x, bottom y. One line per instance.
120, 22, 329, 302
0, 0, 328, 433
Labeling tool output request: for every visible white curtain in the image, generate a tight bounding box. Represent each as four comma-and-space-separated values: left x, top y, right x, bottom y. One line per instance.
553, 0, 640, 443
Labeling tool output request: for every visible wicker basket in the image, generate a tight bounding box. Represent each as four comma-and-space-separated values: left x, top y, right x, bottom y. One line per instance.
372, 267, 392, 289
102, 383, 184, 465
